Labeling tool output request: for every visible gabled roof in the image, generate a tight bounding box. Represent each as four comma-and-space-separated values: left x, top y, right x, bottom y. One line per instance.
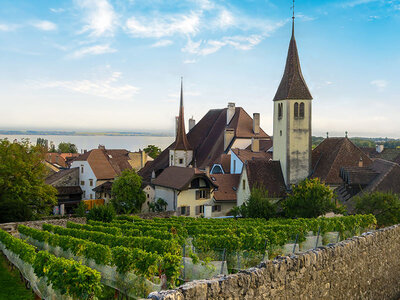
45, 167, 79, 185
73, 148, 132, 180
45, 153, 80, 168
311, 138, 372, 185
273, 23, 312, 101
175, 79, 192, 151
245, 160, 287, 198
232, 148, 272, 164
92, 181, 113, 193
211, 174, 240, 202
361, 147, 400, 164
152, 166, 216, 191
139, 106, 269, 184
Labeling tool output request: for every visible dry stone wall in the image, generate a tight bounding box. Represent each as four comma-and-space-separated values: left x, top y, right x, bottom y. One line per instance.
149, 225, 400, 300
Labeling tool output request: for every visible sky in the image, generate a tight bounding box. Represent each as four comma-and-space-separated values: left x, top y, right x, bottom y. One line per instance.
0, 0, 399, 138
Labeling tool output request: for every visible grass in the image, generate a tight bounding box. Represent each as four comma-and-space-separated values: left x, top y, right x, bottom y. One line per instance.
0, 254, 35, 300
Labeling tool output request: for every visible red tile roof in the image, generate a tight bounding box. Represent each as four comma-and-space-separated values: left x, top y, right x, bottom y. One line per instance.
211, 174, 240, 202
311, 138, 372, 185
232, 148, 272, 164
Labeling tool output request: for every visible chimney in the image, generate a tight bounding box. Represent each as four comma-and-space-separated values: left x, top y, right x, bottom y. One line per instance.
189, 117, 196, 132
98, 144, 105, 150
175, 116, 179, 137
251, 138, 260, 152
253, 113, 260, 134
226, 102, 235, 125
140, 150, 147, 168
224, 128, 235, 151
358, 157, 363, 168
376, 144, 384, 153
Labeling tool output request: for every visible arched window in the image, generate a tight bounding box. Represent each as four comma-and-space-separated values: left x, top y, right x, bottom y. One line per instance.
294, 102, 299, 118
278, 103, 283, 119
300, 102, 305, 118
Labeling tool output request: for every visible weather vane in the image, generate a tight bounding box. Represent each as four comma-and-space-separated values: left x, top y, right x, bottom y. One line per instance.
291, 0, 295, 21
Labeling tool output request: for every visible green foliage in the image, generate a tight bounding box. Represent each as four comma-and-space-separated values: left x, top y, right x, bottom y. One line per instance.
143, 145, 161, 159
354, 192, 400, 227
0, 139, 58, 222
57, 142, 78, 153
148, 198, 168, 212
0, 229, 102, 299
75, 201, 87, 217
237, 186, 278, 219
283, 178, 344, 218
111, 169, 146, 214
87, 204, 115, 223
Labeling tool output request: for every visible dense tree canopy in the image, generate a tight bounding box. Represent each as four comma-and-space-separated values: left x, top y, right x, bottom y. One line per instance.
143, 145, 161, 159
57, 142, 78, 153
0, 139, 57, 222
283, 178, 343, 218
111, 169, 146, 214
234, 186, 278, 219
354, 192, 400, 227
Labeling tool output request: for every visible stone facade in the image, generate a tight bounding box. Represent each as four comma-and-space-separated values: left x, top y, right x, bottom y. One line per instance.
149, 225, 400, 300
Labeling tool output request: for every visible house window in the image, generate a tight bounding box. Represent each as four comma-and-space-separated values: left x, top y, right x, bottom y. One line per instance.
81, 165, 84, 173
196, 205, 204, 215
170, 155, 173, 162
180, 206, 186, 215
81, 181, 85, 186
243, 180, 246, 190
212, 205, 222, 212
179, 158, 183, 164
90, 194, 93, 199
196, 190, 209, 199
180, 206, 190, 216
294, 102, 299, 118
278, 103, 283, 119
299, 102, 305, 118
83, 191, 86, 198
147, 194, 149, 198
280, 130, 282, 136
89, 179, 93, 186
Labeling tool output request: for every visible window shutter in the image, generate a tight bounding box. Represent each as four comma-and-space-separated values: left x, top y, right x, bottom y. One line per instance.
195, 191, 200, 200
218, 205, 221, 212
177, 207, 181, 216
195, 206, 199, 215
186, 206, 190, 216
206, 190, 210, 199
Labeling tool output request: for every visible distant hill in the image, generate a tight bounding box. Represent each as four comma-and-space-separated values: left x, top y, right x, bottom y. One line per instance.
312, 136, 400, 149
0, 130, 172, 137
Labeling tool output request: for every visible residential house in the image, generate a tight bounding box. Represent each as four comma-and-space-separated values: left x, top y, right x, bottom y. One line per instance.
46, 152, 80, 169
210, 174, 241, 216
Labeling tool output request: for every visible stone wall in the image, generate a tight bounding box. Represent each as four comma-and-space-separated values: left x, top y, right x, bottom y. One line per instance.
0, 217, 86, 235
149, 225, 400, 300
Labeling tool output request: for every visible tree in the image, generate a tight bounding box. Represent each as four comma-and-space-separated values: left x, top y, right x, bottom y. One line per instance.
143, 145, 161, 159
283, 178, 343, 218
111, 169, 146, 214
57, 142, 78, 153
354, 192, 400, 227
148, 198, 168, 212
236, 186, 278, 219
0, 139, 58, 222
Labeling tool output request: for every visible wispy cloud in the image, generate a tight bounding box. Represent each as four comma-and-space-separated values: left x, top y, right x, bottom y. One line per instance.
214, 9, 235, 29
0, 23, 19, 32
342, 0, 380, 8
75, 0, 117, 37
183, 59, 197, 64
70, 44, 117, 58
28, 71, 139, 100
151, 40, 173, 48
32, 20, 57, 31
371, 79, 388, 90
125, 12, 200, 38
50, 8, 65, 13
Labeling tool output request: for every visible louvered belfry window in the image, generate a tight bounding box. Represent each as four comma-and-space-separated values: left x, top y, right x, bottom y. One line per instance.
299, 102, 305, 118
294, 102, 299, 118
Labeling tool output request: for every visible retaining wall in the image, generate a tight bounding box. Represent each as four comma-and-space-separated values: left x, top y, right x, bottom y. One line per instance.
149, 225, 400, 300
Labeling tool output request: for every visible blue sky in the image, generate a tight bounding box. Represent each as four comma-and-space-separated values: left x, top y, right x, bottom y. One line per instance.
0, 0, 399, 137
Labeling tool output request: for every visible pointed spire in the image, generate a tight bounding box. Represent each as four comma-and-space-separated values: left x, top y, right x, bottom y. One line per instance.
273, 2, 312, 101
174, 77, 192, 150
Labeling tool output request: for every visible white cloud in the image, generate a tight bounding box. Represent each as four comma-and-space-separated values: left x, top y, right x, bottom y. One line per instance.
75, 0, 117, 37
215, 9, 235, 29
151, 40, 173, 48
125, 12, 200, 38
28, 71, 139, 100
370, 79, 389, 89
70, 44, 117, 58
0, 24, 19, 31
183, 59, 197, 64
50, 8, 65, 13
32, 20, 57, 31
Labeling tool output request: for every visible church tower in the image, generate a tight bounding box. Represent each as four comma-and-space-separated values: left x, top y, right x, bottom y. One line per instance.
272, 12, 313, 187
169, 78, 193, 167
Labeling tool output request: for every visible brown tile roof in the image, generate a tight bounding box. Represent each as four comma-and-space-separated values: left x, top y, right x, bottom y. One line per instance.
245, 139, 273, 152
340, 166, 379, 185
152, 166, 216, 191
311, 138, 372, 185
45, 168, 79, 185
56, 186, 82, 195
361, 147, 400, 164
45, 153, 79, 168
211, 174, 240, 202
232, 148, 272, 164
273, 24, 312, 101
139, 106, 269, 184
92, 181, 113, 193
73, 149, 132, 180
245, 160, 287, 198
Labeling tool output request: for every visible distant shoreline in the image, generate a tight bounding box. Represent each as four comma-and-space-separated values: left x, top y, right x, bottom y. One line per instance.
0, 130, 173, 137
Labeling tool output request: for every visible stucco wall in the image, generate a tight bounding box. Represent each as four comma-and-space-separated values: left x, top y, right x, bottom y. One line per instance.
237, 169, 250, 206
149, 225, 400, 300
230, 151, 244, 174
177, 189, 213, 217
70, 160, 97, 200
155, 186, 176, 211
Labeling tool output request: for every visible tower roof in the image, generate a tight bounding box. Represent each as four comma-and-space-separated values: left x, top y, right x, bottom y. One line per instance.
273, 19, 312, 101
174, 78, 192, 150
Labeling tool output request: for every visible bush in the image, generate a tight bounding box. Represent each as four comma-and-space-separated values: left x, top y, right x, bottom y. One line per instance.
75, 201, 87, 217
87, 204, 116, 223
235, 186, 278, 219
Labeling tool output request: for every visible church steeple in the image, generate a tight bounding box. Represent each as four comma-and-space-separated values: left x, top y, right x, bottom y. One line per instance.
273, 8, 312, 101
174, 77, 191, 151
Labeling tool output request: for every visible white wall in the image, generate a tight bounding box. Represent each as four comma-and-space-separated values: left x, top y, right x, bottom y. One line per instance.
154, 186, 177, 211
237, 168, 251, 207
70, 160, 97, 200
142, 185, 155, 212
230, 138, 252, 150
230, 151, 244, 174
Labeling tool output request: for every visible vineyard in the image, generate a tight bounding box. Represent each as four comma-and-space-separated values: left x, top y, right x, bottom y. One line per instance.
0, 214, 376, 299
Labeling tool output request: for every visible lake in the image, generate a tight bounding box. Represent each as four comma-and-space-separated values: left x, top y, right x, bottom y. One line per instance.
0, 134, 175, 152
